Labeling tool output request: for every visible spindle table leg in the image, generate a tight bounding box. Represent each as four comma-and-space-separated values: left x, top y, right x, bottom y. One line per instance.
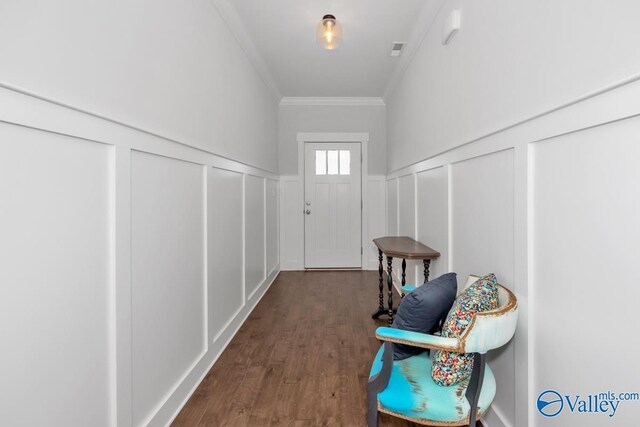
371, 249, 386, 319
423, 259, 431, 282
387, 256, 394, 325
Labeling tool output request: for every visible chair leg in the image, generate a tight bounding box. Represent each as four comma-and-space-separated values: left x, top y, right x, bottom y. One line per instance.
366, 386, 379, 427
465, 353, 486, 427
366, 342, 393, 427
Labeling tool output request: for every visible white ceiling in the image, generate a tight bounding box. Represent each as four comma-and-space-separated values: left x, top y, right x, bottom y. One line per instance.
227, 0, 431, 98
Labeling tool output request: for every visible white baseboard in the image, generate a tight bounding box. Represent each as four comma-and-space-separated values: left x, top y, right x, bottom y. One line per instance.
159, 267, 280, 427
482, 405, 511, 427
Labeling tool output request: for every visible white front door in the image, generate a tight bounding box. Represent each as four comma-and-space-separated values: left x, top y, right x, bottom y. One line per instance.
304, 142, 362, 268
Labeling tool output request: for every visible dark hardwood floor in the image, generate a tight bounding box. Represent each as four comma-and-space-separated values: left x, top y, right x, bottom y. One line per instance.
173, 271, 481, 427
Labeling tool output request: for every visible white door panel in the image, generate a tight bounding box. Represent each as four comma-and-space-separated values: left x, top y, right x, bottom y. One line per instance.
304, 142, 361, 268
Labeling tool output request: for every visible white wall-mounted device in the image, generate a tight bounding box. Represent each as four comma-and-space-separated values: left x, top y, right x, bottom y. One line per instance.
441, 9, 461, 45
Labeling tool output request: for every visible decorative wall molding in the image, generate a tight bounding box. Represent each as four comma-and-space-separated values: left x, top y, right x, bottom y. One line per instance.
296, 131, 370, 143
382, 0, 446, 101
159, 267, 280, 427
366, 175, 387, 270
279, 175, 303, 270
387, 141, 519, 427
209, 0, 282, 101
0, 86, 280, 427
0, 85, 278, 179
0, 82, 279, 177
387, 75, 640, 179
280, 97, 386, 107
385, 73, 640, 427
482, 406, 509, 427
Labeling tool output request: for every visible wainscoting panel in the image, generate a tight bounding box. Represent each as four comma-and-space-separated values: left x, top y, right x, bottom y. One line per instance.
279, 177, 302, 270
381, 59, 640, 427
266, 179, 279, 275
131, 151, 206, 426
386, 178, 399, 236
390, 150, 517, 427
532, 118, 640, 427
1, 85, 280, 427
207, 167, 244, 343
367, 176, 387, 269
416, 166, 449, 279
0, 124, 113, 426
451, 149, 516, 425
245, 175, 266, 299
450, 150, 515, 287
397, 174, 417, 284
398, 174, 416, 238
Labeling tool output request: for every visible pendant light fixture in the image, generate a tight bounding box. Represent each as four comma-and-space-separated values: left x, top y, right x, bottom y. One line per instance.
316, 14, 342, 50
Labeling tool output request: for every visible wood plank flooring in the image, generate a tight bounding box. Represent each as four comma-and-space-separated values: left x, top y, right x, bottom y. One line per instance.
173, 271, 482, 427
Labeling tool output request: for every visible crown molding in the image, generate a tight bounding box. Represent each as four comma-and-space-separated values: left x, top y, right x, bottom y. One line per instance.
383, 0, 446, 102
280, 97, 386, 107
209, 0, 282, 101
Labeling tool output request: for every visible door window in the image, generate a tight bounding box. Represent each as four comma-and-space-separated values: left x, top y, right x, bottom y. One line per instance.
315, 149, 351, 175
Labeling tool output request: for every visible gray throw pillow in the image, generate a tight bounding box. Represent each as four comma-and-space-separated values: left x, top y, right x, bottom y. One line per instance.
391, 272, 458, 360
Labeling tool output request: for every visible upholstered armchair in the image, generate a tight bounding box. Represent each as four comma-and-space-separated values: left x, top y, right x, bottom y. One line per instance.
367, 275, 518, 426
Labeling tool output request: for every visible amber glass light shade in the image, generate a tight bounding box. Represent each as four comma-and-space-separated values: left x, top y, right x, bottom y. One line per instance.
316, 14, 343, 50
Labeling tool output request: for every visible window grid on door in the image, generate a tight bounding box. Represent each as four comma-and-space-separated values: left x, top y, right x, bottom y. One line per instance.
315, 149, 350, 175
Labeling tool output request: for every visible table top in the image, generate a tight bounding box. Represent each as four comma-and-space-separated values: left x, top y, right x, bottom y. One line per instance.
373, 236, 440, 260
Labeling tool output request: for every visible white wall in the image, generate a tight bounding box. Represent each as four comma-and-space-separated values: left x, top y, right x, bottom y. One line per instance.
416, 166, 448, 279
279, 171, 386, 271
0, 85, 280, 427
278, 103, 386, 175
386, 178, 399, 237
245, 175, 267, 299
385, 2, 640, 426
278, 104, 387, 270
279, 177, 304, 270
397, 174, 417, 283
0, 1, 280, 426
532, 123, 640, 427
131, 152, 207, 426
208, 168, 244, 342
450, 150, 515, 425
367, 176, 387, 270
387, 85, 640, 426
279, 125, 386, 271
387, 0, 640, 173
0, 0, 279, 173
0, 125, 113, 427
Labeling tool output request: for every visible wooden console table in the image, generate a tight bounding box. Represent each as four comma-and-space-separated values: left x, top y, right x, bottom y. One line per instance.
372, 236, 440, 325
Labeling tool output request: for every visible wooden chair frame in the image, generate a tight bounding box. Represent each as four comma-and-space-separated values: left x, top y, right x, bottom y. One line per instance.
367, 342, 486, 427
366, 279, 518, 427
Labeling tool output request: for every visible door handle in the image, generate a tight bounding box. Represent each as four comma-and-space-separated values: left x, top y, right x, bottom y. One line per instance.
305, 210, 311, 215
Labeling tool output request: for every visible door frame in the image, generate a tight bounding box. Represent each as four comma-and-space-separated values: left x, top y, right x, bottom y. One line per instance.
296, 132, 369, 269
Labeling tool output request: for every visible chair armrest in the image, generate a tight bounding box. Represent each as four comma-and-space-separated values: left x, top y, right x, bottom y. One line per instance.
375, 327, 463, 352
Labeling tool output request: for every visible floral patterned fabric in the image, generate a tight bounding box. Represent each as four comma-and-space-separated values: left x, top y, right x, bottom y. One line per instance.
431, 274, 500, 386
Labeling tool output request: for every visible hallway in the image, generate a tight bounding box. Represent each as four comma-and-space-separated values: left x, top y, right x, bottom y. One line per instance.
4, 2, 640, 425
174, 271, 468, 426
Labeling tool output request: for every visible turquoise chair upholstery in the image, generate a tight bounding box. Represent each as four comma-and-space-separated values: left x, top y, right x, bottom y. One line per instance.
400, 284, 417, 293
367, 275, 518, 426
369, 346, 495, 424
